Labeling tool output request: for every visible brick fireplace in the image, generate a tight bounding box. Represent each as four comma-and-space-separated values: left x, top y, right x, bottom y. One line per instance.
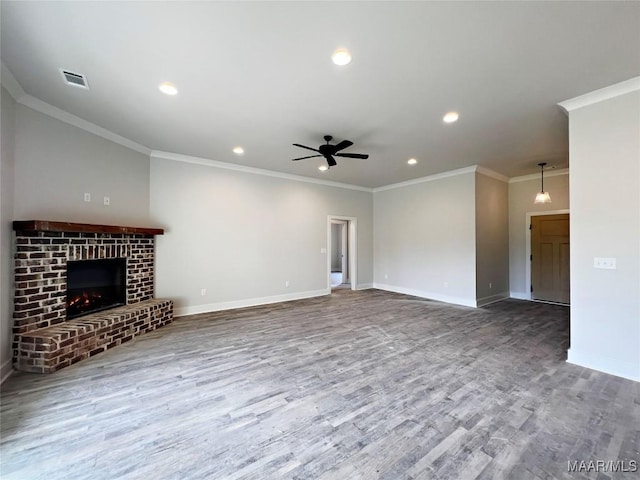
12, 221, 174, 373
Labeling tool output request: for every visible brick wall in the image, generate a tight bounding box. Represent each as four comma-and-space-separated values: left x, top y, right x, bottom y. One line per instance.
13, 230, 156, 360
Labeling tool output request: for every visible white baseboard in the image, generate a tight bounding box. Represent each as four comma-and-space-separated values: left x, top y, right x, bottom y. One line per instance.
372, 283, 477, 308
1, 359, 13, 385
476, 292, 510, 307
510, 291, 530, 300
567, 348, 639, 383
356, 283, 373, 290
174, 288, 330, 317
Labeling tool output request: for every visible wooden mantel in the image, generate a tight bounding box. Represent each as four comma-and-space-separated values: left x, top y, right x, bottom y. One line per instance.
13, 220, 164, 236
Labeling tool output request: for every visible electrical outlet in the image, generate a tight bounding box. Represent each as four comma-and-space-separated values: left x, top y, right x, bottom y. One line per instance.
84, 192, 91, 202
320, 247, 327, 254
384, 273, 388, 280
443, 282, 448, 288
200, 288, 206, 296
489, 282, 492, 289
285, 280, 290, 288
103, 196, 110, 206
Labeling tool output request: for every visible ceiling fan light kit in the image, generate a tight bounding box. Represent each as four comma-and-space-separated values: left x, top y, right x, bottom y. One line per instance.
292, 135, 369, 169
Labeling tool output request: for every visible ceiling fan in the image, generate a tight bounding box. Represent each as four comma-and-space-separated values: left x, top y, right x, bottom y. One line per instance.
292, 135, 369, 168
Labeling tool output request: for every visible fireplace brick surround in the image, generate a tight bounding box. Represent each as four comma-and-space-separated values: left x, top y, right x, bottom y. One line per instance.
12, 221, 174, 373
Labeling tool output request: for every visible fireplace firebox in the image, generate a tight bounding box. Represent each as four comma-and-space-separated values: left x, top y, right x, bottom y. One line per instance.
66, 258, 127, 319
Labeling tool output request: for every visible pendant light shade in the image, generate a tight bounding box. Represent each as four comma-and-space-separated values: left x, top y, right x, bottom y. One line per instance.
535, 191, 552, 204
534, 162, 552, 204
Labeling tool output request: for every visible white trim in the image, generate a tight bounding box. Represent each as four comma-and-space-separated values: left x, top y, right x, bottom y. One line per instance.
152, 151, 373, 193
567, 348, 639, 383
356, 283, 373, 290
174, 288, 329, 317
0, 359, 13, 385
1, 63, 26, 101
509, 168, 569, 184
327, 215, 358, 291
19, 94, 152, 155
476, 292, 509, 307
525, 209, 570, 301
558, 76, 640, 113
529, 298, 569, 307
373, 282, 477, 308
476, 166, 509, 183
373, 165, 477, 192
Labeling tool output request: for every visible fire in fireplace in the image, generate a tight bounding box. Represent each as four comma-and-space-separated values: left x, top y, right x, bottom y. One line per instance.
66, 258, 127, 319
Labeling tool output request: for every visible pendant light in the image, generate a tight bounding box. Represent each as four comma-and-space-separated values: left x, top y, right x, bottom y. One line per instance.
534, 162, 552, 204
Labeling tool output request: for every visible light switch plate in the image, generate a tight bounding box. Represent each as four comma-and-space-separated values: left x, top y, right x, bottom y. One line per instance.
594, 257, 616, 269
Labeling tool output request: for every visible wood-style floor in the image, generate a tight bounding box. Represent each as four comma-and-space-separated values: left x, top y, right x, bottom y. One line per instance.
1, 289, 638, 480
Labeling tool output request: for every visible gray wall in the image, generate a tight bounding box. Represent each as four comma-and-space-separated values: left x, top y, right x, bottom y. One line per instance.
567, 90, 639, 381
1, 87, 16, 380
373, 172, 477, 307
508, 173, 570, 297
14, 105, 150, 225
475, 172, 509, 304
149, 156, 373, 315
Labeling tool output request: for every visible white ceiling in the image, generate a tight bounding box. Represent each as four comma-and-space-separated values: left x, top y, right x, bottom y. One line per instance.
2, 1, 639, 188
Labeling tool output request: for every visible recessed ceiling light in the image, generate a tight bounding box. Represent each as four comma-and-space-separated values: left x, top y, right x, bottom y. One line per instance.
158, 82, 178, 95
443, 111, 459, 123
407, 158, 418, 165
318, 165, 328, 171
332, 48, 352, 66
233, 146, 244, 155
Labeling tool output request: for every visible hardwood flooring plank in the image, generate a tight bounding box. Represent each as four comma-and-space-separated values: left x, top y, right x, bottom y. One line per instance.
1, 290, 638, 479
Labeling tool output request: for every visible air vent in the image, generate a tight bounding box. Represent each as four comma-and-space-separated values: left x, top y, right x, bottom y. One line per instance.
59, 69, 89, 89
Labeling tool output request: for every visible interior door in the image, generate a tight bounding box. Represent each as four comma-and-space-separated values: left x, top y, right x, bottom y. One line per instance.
531, 214, 570, 303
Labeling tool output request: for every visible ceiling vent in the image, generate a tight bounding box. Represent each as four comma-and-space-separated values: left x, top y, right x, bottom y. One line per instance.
59, 69, 89, 89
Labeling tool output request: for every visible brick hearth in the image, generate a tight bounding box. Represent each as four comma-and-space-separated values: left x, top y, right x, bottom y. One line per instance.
12, 221, 173, 373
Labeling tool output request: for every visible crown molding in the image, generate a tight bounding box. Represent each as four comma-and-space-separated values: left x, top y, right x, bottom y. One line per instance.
476, 166, 509, 183
558, 77, 640, 113
373, 166, 479, 192
19, 94, 151, 155
151, 151, 374, 193
1, 63, 26, 101
508, 168, 569, 184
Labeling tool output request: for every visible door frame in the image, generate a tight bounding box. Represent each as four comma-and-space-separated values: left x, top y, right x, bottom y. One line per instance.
525, 209, 570, 300
327, 215, 357, 290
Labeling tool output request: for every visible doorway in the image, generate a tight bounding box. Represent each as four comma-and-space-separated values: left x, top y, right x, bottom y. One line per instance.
327, 216, 357, 291
330, 221, 348, 287
530, 212, 570, 304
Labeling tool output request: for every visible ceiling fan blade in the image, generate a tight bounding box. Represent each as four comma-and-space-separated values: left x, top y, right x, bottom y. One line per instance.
292, 155, 322, 161
335, 153, 369, 159
333, 140, 354, 152
326, 155, 337, 167
293, 143, 320, 153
